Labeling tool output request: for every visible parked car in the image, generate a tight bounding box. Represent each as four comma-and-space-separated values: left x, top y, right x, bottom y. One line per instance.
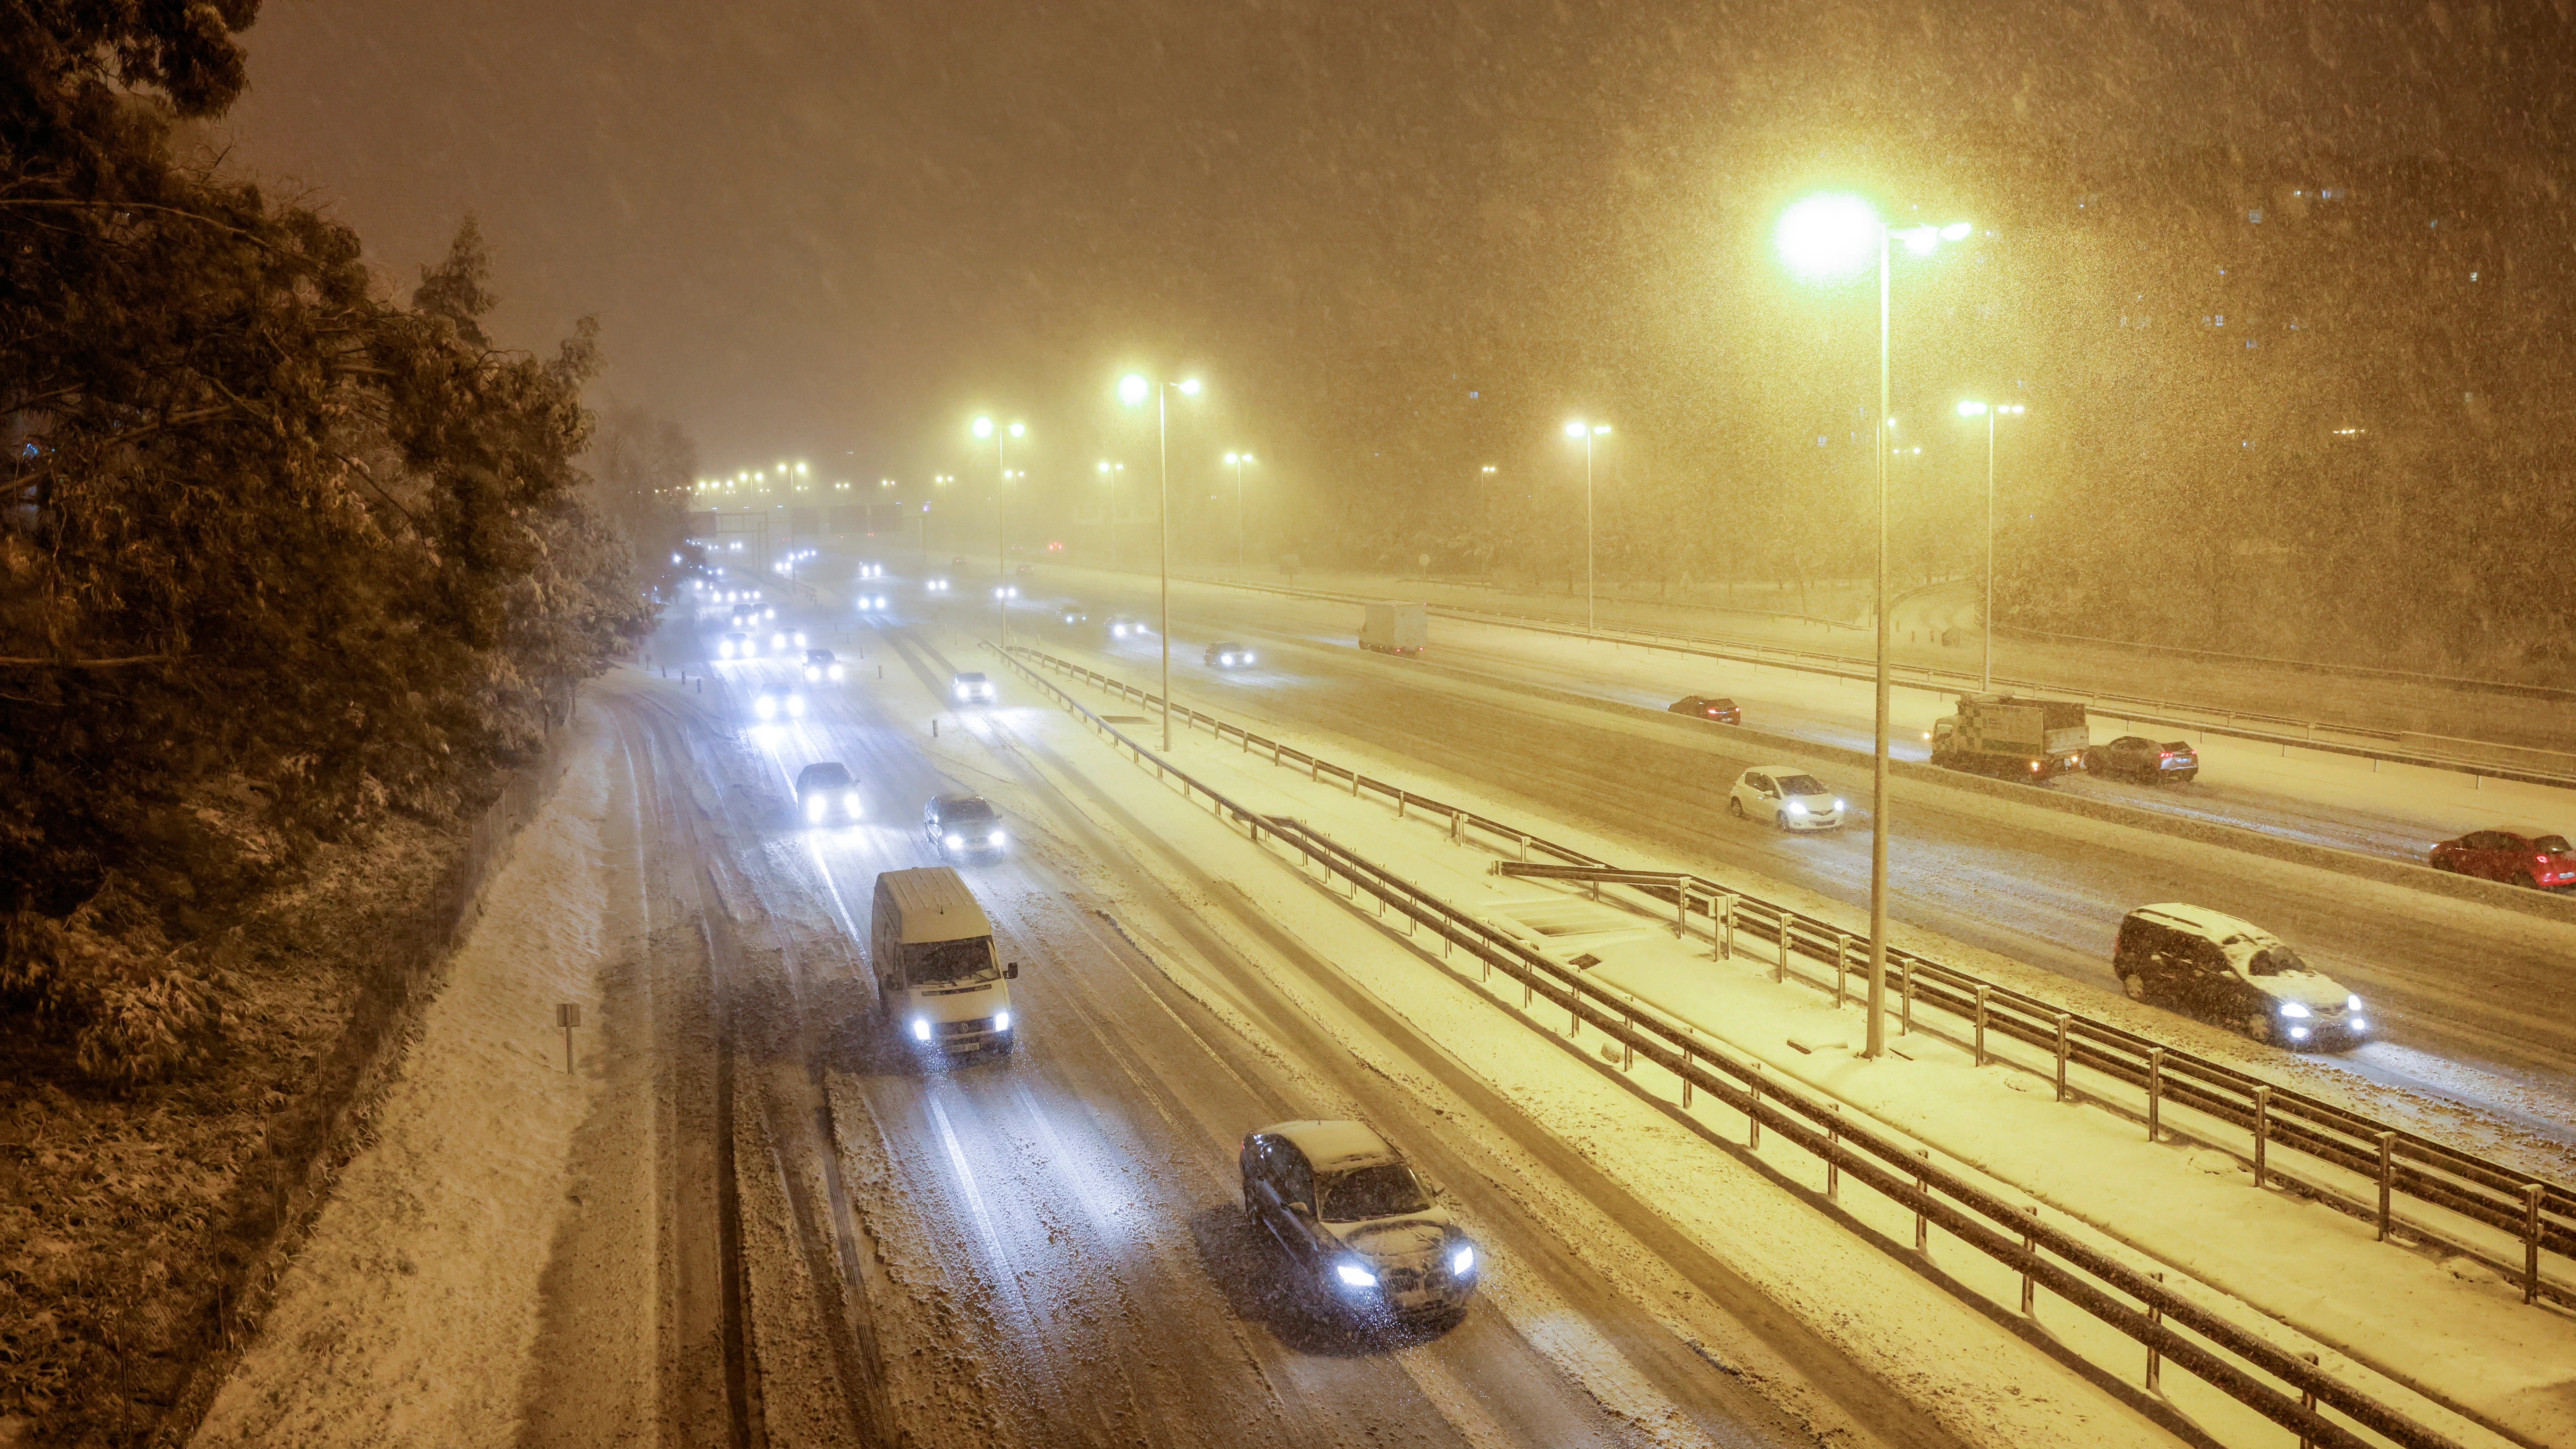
924, 793, 1008, 857
951, 672, 997, 704
718, 631, 757, 660
2113, 903, 2368, 1048
794, 762, 861, 824
1667, 694, 1741, 725
1726, 766, 1844, 831
804, 648, 844, 682
1204, 641, 1257, 668
2430, 830, 2576, 889
1239, 1120, 1477, 1322
2086, 735, 2199, 785
754, 682, 805, 720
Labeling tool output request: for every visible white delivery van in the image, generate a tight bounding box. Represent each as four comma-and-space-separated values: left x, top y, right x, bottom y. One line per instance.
1359, 601, 1427, 656
870, 866, 1018, 1055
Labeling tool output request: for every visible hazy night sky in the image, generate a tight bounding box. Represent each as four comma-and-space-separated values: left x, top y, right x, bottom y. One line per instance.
217, 0, 2571, 492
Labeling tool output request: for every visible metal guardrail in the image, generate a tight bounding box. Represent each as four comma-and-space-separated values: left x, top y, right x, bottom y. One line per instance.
988, 641, 2470, 1449
1147, 570, 2576, 791
1003, 642, 2575, 1315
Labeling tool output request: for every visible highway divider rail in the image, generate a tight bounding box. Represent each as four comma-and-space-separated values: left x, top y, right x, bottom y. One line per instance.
998, 645, 2571, 1305
988, 641, 2511, 1449
1142, 569, 2576, 790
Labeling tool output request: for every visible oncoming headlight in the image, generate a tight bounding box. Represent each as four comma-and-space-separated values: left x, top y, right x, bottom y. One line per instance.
994, 1011, 1011, 1031
1450, 1245, 1475, 1276
910, 1018, 931, 1042
1786, 800, 1807, 815
829, 664, 845, 681
756, 697, 777, 719
945, 833, 964, 848
2278, 1001, 2312, 1019
2347, 994, 2363, 1011
1335, 1263, 1378, 1289
805, 798, 825, 822
786, 695, 805, 716
844, 794, 862, 816
988, 831, 1005, 846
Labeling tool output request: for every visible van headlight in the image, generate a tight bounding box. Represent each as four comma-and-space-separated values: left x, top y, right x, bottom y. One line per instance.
2347, 995, 2363, 1011
794, 631, 808, 647
805, 798, 826, 822
994, 1011, 1011, 1031
1335, 1262, 1378, 1289
805, 666, 820, 681
911, 1018, 931, 1042
945, 833, 964, 848
845, 795, 862, 816
756, 697, 776, 718
829, 664, 844, 680
2278, 1001, 2311, 1019
1450, 1245, 1475, 1275
988, 831, 1005, 847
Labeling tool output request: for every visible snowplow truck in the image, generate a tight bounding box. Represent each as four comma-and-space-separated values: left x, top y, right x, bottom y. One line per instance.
1359, 601, 1427, 656
1928, 693, 2089, 780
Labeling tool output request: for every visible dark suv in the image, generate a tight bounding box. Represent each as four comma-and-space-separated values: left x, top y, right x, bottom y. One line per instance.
2087, 735, 2198, 784
924, 793, 1008, 857
2113, 903, 2368, 1049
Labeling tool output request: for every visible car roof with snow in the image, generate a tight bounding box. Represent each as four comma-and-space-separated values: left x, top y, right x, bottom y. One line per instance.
1261, 1119, 1400, 1171
1749, 765, 1827, 786
797, 762, 851, 789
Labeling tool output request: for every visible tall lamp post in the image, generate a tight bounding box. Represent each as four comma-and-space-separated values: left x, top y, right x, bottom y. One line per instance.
1562, 420, 1611, 630
1776, 194, 1972, 1061
1096, 461, 1125, 568
1119, 372, 1201, 749
1224, 452, 1257, 569
1956, 400, 2025, 692
971, 418, 1025, 643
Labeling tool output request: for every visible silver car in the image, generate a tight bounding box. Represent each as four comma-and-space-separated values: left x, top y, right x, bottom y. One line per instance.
1728, 765, 1844, 831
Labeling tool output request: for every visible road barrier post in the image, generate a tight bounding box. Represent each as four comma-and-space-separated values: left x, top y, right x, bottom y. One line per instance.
2054, 1015, 2072, 1102
1748, 1068, 1763, 1149
2021, 1206, 2039, 1315
1914, 1149, 1930, 1252
1899, 961, 1914, 1035
2147, 1047, 2165, 1142
1834, 933, 1849, 1007
1826, 1106, 1841, 1202
1719, 895, 1736, 960
2376, 1132, 2397, 1241
1681, 1047, 1694, 1107
2528, 1184, 2549, 1305
1974, 985, 1990, 1066
2253, 1085, 2272, 1189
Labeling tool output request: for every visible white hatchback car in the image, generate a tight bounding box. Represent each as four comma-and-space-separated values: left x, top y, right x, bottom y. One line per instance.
1728, 766, 1844, 831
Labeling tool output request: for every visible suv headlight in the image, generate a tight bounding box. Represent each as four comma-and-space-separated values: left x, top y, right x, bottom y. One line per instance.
1334, 1262, 1378, 1289
787, 695, 804, 716
911, 1018, 931, 1042
2347, 995, 2363, 1011
1450, 1245, 1475, 1276
2278, 1001, 2312, 1019
805, 798, 825, 821
945, 833, 964, 848
994, 1011, 1011, 1031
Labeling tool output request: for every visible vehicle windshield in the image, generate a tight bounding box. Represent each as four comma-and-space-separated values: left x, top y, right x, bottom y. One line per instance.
2536, 835, 2572, 854
1317, 1163, 1429, 1221
1777, 775, 1828, 797
903, 936, 998, 987
2242, 944, 2312, 977
803, 766, 851, 790
943, 799, 998, 824
956, 674, 987, 684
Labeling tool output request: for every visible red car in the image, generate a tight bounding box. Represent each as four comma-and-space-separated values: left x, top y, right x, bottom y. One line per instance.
1668, 694, 1741, 725
2430, 830, 2576, 890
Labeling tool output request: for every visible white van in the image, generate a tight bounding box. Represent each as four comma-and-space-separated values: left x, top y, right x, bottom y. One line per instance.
870, 867, 1017, 1055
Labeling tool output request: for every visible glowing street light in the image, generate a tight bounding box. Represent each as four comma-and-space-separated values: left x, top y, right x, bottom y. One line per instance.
1224, 451, 1257, 569
1119, 372, 1202, 749
1777, 192, 1975, 1062
1957, 400, 2027, 692
1563, 420, 1612, 631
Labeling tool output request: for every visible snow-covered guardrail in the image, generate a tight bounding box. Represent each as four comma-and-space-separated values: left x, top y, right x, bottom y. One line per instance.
989, 640, 2473, 1449
1002, 642, 2574, 1316
1140, 569, 2576, 791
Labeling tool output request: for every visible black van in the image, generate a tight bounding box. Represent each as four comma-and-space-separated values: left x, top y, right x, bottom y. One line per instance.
2114, 904, 2369, 1049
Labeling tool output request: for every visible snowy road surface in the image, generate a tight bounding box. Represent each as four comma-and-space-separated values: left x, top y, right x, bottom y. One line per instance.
975, 565, 2576, 1161
597, 616, 1959, 1447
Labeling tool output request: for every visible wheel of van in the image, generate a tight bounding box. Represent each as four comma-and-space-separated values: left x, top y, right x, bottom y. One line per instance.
2243, 1012, 2275, 1046
1727, 797, 1745, 820
2121, 974, 2148, 1003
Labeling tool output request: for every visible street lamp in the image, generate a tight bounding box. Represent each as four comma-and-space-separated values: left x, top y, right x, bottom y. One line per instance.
1562, 420, 1612, 631
972, 416, 1026, 642
1097, 461, 1125, 568
1119, 371, 1201, 749
1776, 193, 1973, 1062
1956, 400, 2026, 692
1224, 452, 1257, 569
